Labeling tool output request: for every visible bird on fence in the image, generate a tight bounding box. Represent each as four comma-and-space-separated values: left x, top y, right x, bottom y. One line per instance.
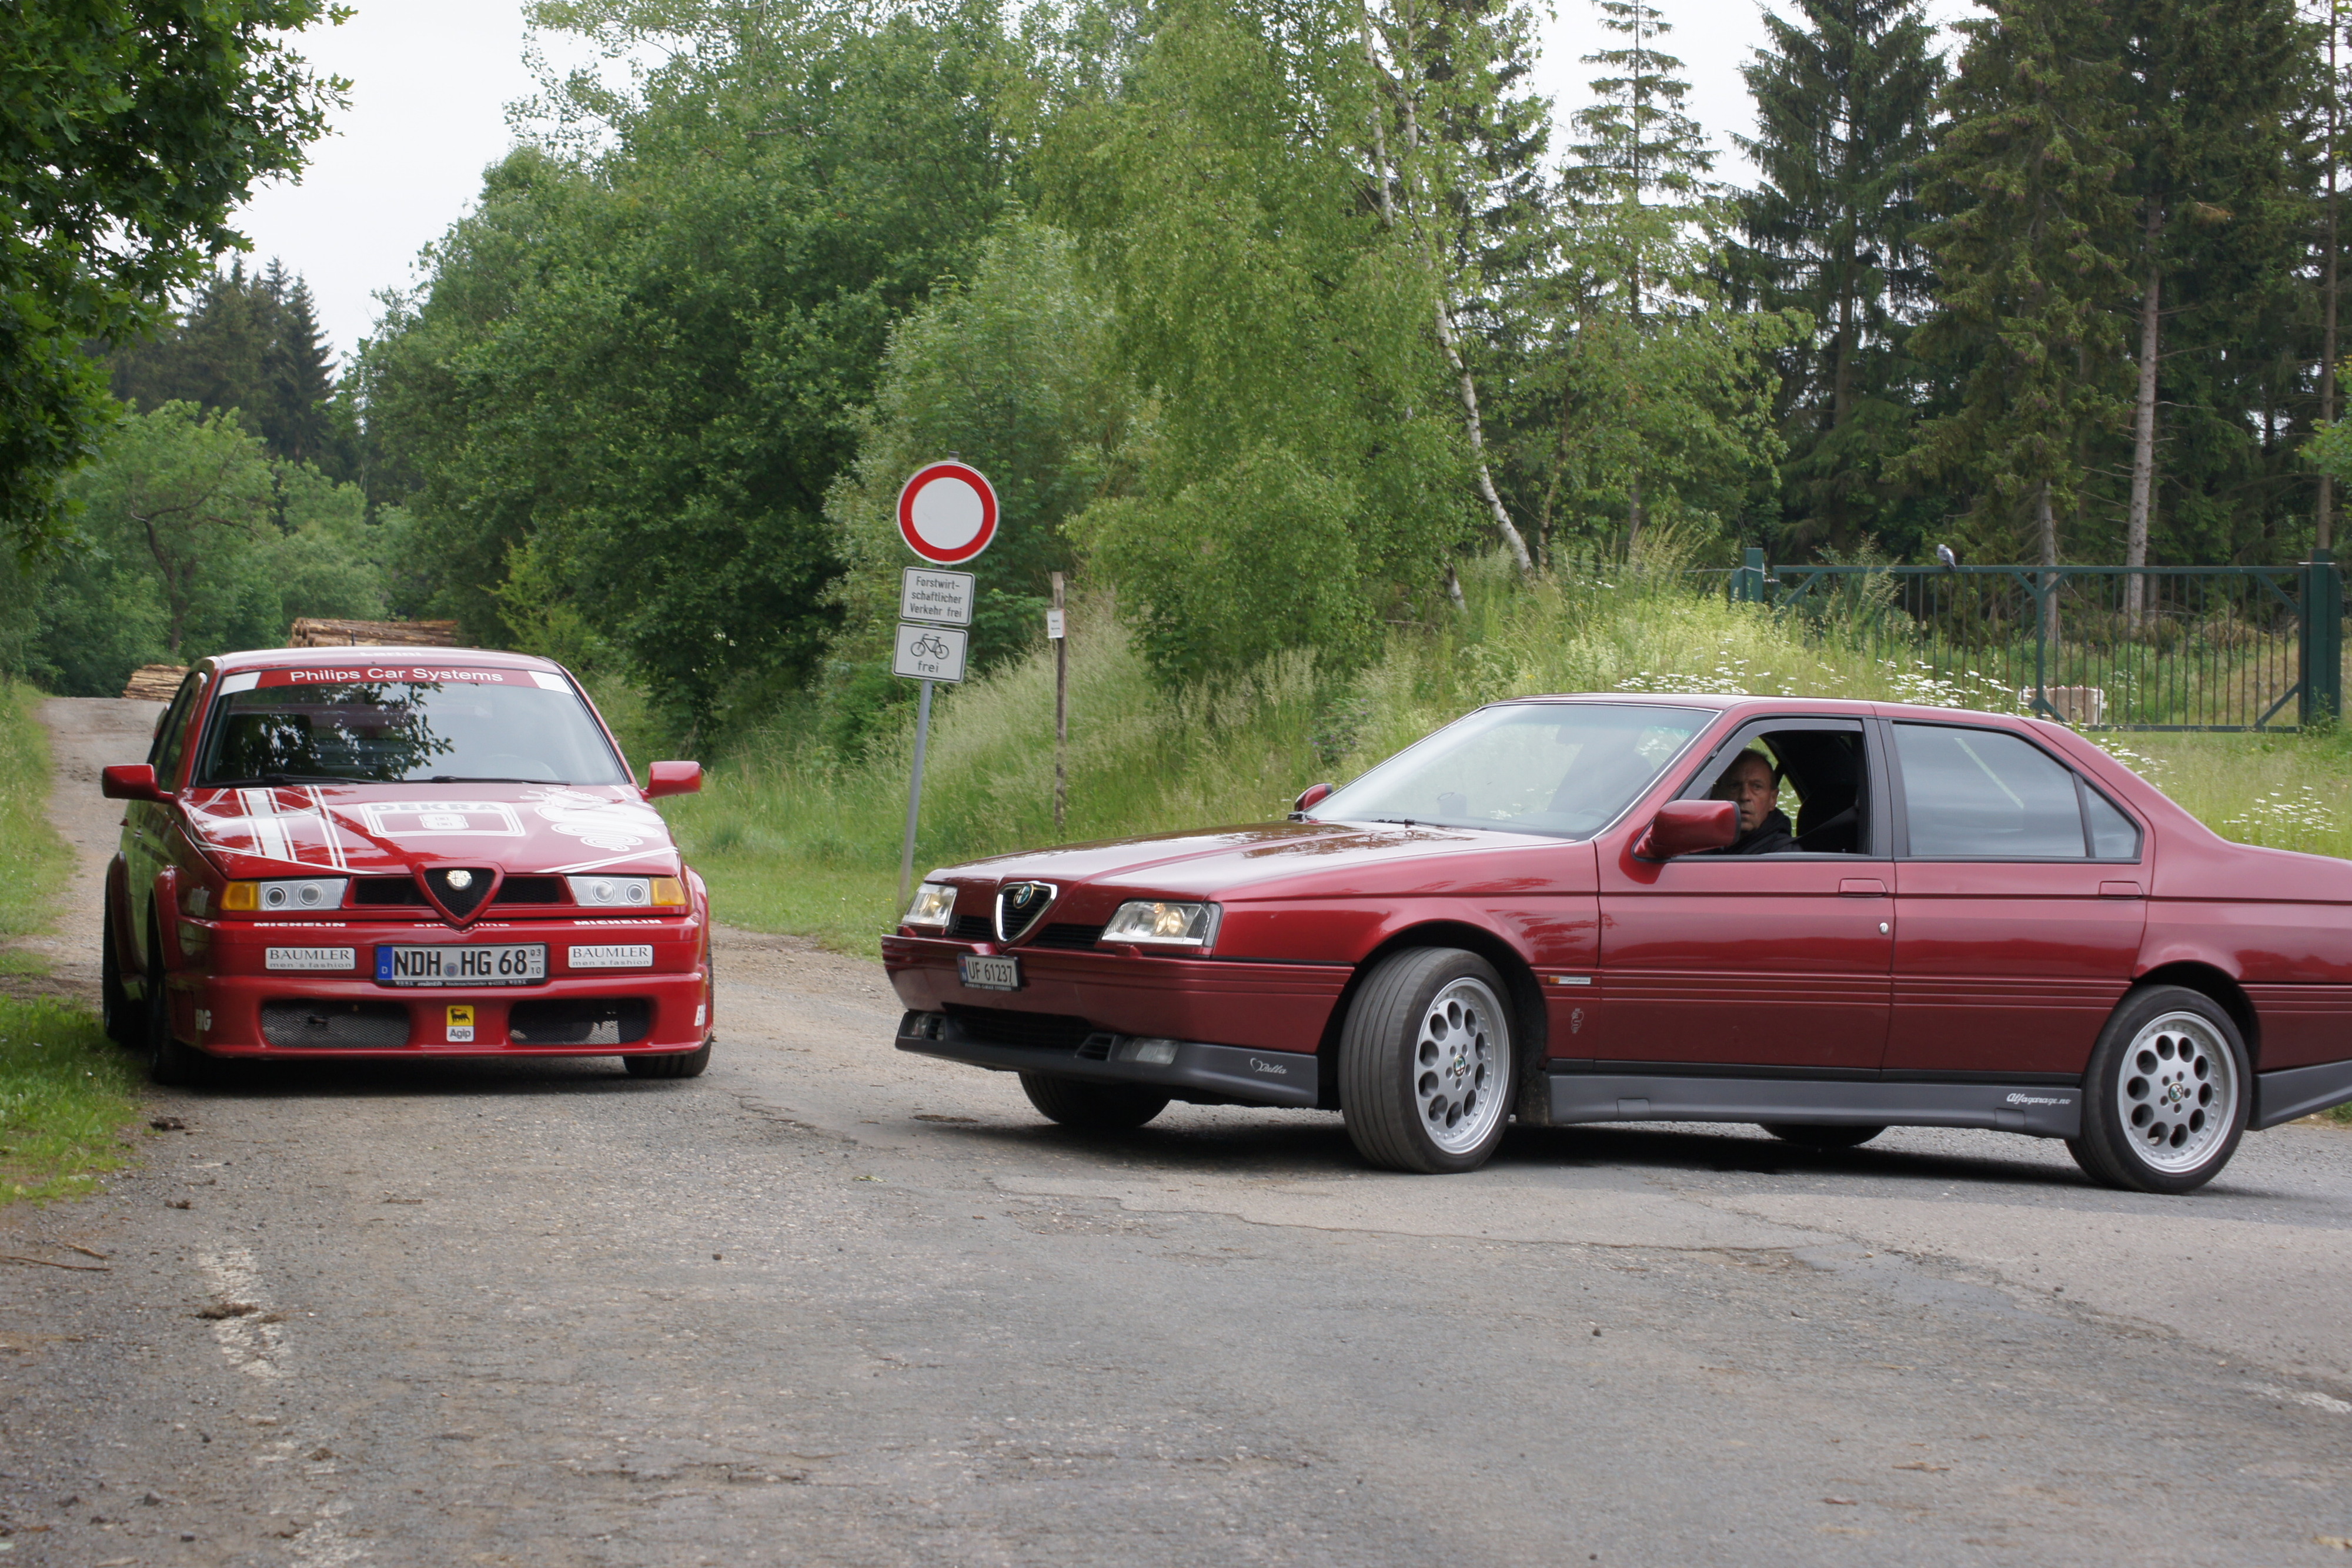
1936, 544, 1959, 570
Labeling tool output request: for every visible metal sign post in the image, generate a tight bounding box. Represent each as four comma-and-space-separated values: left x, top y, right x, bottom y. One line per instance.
891, 463, 995, 908
1050, 572, 1068, 835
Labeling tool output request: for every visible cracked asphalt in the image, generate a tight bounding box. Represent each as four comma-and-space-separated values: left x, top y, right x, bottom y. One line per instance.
5, 698, 2352, 1566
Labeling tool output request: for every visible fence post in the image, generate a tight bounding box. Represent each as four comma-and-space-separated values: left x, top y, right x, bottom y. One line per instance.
1734, 546, 1766, 604
2303, 549, 2344, 727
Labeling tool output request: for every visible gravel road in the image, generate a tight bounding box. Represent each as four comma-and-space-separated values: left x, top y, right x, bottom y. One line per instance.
5, 697, 2352, 1566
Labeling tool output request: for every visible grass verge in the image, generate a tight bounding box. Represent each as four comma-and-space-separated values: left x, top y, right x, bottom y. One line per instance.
0, 997, 141, 1202
0, 678, 143, 1202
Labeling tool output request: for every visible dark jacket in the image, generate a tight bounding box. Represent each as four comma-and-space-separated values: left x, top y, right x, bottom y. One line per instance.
1722, 807, 1797, 855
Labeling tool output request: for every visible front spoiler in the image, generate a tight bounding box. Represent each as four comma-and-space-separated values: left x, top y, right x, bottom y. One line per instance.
896, 1011, 1319, 1109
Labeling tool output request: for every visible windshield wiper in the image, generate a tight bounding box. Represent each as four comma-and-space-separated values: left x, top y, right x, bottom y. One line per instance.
1370, 817, 1422, 827
203, 773, 376, 788
425, 775, 565, 784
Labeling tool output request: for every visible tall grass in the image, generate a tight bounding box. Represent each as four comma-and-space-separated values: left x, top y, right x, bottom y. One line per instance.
0, 679, 144, 1202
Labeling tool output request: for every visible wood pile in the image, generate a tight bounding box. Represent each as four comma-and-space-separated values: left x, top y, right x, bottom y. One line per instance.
121, 665, 188, 701
286, 617, 462, 648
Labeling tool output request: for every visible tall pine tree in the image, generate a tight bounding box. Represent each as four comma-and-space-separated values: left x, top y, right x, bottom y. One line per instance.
1734, 0, 1943, 557
1904, 0, 2134, 586
2112, 0, 2307, 607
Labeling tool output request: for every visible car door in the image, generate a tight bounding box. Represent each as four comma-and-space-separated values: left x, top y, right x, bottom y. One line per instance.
1596, 716, 1895, 1072
1884, 718, 2149, 1079
128, 670, 206, 971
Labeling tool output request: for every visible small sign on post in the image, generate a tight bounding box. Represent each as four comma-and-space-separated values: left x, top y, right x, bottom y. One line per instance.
894, 460, 997, 905
892, 621, 968, 684
900, 567, 974, 627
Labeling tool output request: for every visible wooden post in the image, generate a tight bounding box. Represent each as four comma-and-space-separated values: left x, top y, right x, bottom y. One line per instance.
1051, 572, 1069, 835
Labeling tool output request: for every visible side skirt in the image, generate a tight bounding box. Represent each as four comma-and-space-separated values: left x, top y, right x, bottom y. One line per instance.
2252, 1058, 2352, 1130
1546, 1067, 2082, 1139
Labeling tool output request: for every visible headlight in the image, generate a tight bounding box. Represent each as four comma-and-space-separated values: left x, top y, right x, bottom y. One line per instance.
1102, 900, 1221, 948
905, 881, 956, 928
568, 875, 679, 908
221, 878, 347, 912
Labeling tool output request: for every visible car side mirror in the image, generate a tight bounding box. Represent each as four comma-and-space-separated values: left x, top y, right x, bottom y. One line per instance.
644, 760, 703, 800
1291, 782, 1334, 817
102, 763, 170, 803
1633, 799, 1738, 860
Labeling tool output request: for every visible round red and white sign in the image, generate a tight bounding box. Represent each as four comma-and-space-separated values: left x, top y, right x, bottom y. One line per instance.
897, 461, 999, 564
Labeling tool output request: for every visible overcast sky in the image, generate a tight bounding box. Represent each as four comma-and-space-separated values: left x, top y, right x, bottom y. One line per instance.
233, 1, 1976, 365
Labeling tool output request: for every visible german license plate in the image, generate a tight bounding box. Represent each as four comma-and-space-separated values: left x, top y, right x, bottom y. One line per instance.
375, 943, 546, 987
958, 954, 1021, 991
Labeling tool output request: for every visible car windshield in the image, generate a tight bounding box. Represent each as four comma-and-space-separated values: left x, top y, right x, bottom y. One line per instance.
1305, 703, 1708, 839
192, 674, 629, 787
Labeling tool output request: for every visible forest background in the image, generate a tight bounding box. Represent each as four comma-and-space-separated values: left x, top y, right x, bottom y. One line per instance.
14, 0, 2352, 950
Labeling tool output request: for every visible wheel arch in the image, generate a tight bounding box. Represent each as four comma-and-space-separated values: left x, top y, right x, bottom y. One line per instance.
1313, 920, 1548, 1112
2131, 961, 2260, 1067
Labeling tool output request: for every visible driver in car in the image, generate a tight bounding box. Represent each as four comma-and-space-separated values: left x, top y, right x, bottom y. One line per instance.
1709, 748, 1797, 855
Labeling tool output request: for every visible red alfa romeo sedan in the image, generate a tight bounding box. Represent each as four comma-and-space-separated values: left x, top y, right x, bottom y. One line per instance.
887, 696, 2352, 1192
100, 647, 713, 1083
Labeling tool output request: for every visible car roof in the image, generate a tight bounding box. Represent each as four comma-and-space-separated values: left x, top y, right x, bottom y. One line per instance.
201, 646, 566, 676
1501, 692, 2063, 731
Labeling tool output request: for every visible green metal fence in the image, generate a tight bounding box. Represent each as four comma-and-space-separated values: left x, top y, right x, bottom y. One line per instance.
1733, 549, 2347, 731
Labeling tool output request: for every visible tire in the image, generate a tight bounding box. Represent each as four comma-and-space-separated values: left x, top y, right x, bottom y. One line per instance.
1760, 1122, 1885, 1149
2069, 984, 2249, 1195
624, 1041, 711, 1079
101, 900, 139, 1048
142, 919, 209, 1088
1018, 1072, 1170, 1130
1339, 948, 1517, 1174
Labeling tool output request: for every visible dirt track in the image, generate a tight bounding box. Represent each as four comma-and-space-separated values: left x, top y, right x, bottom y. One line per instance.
5, 697, 2352, 1565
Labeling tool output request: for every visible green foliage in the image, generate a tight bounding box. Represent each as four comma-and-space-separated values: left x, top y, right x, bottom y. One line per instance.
1, 1, 346, 554
823, 219, 1133, 708
109, 258, 355, 478
1076, 447, 1379, 685
1904, 0, 2135, 559
363, 1, 1024, 730
1037, 0, 1478, 677
0, 403, 389, 694
1733, 0, 1945, 558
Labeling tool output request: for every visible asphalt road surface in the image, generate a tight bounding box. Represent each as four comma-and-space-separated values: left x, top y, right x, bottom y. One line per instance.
5, 697, 2352, 1566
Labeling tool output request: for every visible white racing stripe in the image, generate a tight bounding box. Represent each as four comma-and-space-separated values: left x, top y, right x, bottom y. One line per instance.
239, 789, 293, 864
306, 787, 349, 871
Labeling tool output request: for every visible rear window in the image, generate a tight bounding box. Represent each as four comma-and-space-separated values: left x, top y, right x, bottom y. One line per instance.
192, 667, 628, 787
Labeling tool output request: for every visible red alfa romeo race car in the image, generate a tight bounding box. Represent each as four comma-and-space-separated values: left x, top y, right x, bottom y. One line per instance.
887, 695, 2352, 1192
100, 647, 713, 1082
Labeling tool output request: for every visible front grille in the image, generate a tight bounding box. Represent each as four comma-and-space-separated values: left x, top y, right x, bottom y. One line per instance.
262, 999, 409, 1048
493, 877, 565, 905
355, 878, 426, 907
948, 914, 993, 941
1027, 922, 1105, 950
510, 997, 650, 1046
944, 1005, 1095, 1053
425, 867, 494, 918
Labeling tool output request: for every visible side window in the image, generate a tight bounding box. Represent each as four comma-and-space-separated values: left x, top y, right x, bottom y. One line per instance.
151, 674, 206, 788
2084, 787, 2143, 860
1685, 721, 1873, 854
1895, 724, 2086, 858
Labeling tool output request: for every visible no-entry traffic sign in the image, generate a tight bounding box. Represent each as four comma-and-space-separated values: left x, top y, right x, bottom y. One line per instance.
897, 461, 999, 564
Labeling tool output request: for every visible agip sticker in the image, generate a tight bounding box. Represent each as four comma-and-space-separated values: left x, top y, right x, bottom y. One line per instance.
445, 1004, 475, 1044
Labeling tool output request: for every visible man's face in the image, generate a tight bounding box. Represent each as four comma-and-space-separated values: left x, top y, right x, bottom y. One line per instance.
1725, 755, 1777, 832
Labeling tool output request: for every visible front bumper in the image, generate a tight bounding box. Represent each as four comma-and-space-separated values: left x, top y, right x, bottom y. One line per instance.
895, 1009, 1319, 1108
166, 914, 710, 1058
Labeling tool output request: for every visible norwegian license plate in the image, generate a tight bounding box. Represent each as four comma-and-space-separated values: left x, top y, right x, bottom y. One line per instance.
958, 954, 1022, 991
375, 943, 546, 987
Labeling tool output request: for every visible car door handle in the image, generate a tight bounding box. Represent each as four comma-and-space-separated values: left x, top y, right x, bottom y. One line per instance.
1838, 878, 1887, 897
2099, 881, 2144, 899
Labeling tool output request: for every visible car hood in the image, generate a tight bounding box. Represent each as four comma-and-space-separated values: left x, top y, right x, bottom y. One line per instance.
937, 819, 1579, 899
180, 783, 681, 879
